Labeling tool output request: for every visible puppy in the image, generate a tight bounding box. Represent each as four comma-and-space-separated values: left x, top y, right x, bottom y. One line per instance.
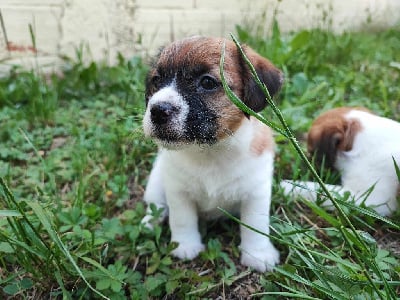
281, 107, 400, 216
141, 36, 283, 272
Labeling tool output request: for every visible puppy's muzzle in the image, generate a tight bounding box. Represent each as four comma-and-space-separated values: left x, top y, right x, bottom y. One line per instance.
150, 102, 181, 125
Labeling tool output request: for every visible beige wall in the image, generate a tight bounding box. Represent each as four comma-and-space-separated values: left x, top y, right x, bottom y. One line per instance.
0, 0, 399, 72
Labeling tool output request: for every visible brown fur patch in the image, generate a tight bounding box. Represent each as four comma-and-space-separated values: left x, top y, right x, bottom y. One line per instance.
307, 107, 367, 168
250, 117, 274, 156
215, 105, 246, 139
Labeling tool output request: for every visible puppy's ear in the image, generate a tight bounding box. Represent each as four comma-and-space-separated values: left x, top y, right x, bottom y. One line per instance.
308, 129, 342, 170
241, 46, 284, 112
308, 119, 360, 169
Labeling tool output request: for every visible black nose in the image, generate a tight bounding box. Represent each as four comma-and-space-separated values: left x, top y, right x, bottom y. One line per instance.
150, 102, 180, 125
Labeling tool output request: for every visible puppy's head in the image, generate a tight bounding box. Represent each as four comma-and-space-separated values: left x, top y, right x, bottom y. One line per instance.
143, 36, 283, 148
307, 107, 368, 169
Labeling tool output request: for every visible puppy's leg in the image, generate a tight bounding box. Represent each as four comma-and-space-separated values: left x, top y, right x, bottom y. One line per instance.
167, 192, 204, 259
141, 157, 168, 228
280, 180, 344, 204
240, 185, 280, 272
348, 178, 398, 216
280, 179, 398, 216
168, 192, 205, 260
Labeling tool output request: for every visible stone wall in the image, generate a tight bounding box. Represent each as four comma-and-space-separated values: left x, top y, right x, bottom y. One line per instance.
0, 0, 399, 72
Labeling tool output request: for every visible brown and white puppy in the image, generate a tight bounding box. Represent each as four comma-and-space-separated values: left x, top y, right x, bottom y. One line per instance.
281, 107, 400, 216
141, 36, 283, 272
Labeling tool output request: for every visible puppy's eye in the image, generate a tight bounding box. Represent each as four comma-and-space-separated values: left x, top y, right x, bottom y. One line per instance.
151, 74, 161, 88
199, 75, 219, 91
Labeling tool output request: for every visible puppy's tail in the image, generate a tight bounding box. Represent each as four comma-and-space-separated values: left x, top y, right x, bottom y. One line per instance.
279, 179, 345, 209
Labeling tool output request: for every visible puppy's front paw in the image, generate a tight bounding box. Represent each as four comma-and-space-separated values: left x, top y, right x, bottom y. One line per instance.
171, 242, 205, 260
241, 244, 280, 272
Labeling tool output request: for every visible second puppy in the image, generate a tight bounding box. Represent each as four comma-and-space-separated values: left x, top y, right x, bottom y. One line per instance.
281, 107, 400, 216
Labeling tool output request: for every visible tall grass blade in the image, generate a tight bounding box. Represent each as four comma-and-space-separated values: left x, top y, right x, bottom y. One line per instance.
0, 210, 22, 217
392, 156, 400, 180
27, 201, 110, 300
54, 269, 72, 300
274, 266, 348, 300
256, 291, 323, 299
219, 35, 398, 299
219, 208, 361, 270
0, 177, 52, 271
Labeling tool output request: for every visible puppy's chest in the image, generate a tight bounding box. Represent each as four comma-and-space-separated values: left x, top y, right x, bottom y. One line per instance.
191, 170, 244, 211
161, 151, 258, 211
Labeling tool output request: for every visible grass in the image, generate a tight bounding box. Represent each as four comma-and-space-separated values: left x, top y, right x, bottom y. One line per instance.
0, 23, 400, 299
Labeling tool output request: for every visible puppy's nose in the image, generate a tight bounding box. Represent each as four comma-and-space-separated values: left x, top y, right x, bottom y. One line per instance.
150, 102, 180, 125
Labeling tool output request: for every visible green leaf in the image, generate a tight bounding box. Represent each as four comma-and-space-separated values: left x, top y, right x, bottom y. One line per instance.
0, 210, 22, 217
165, 280, 180, 295
80, 256, 125, 285
303, 198, 340, 227
290, 30, 311, 51
3, 283, 19, 295
110, 280, 122, 293
0, 242, 14, 253
101, 218, 123, 239
146, 253, 161, 275
96, 278, 111, 291
145, 275, 167, 292
20, 277, 33, 289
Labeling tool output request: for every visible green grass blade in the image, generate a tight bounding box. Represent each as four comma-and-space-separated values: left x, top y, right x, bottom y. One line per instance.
220, 35, 398, 299
27, 201, 109, 300
274, 266, 348, 300
334, 198, 400, 229
302, 200, 341, 227
0, 232, 46, 259
220, 208, 361, 270
219, 41, 288, 138
0, 210, 22, 217
392, 156, 400, 180
54, 268, 72, 300
255, 291, 323, 300
0, 177, 52, 268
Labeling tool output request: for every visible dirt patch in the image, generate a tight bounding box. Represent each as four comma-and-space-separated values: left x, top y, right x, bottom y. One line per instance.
375, 228, 400, 257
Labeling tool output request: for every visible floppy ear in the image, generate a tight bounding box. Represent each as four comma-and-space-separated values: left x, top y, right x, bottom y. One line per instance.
241, 46, 284, 112
309, 129, 343, 170
308, 119, 360, 170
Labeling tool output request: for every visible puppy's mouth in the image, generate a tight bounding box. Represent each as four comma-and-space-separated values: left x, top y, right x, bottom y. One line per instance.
150, 121, 218, 148
149, 128, 187, 147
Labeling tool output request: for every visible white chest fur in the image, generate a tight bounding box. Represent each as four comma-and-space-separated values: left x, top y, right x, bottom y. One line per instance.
142, 118, 279, 272
150, 118, 274, 215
